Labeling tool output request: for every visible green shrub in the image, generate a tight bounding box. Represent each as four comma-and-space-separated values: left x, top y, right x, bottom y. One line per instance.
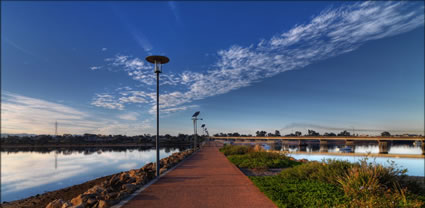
337, 159, 422, 208
250, 176, 348, 208
219, 145, 251, 156
279, 159, 353, 185
228, 152, 300, 169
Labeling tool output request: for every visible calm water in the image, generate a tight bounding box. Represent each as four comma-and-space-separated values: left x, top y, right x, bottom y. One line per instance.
1, 147, 183, 202
263, 143, 424, 176
1, 144, 424, 202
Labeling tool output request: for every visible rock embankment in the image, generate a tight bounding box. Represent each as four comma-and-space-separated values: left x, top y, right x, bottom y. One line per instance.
45, 149, 195, 208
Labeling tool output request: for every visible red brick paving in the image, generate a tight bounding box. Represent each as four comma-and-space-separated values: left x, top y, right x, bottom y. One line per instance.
121, 142, 277, 208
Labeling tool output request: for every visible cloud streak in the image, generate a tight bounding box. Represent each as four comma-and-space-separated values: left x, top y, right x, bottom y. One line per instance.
1, 92, 151, 135
168, 1, 182, 25
91, 2, 424, 116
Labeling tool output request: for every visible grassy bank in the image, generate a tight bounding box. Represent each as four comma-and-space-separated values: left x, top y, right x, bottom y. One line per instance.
220, 144, 425, 208
219, 144, 300, 169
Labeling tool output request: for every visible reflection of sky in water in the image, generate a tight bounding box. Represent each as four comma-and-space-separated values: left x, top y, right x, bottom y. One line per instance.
265, 143, 424, 176
1, 148, 180, 202
289, 154, 424, 177
284, 144, 423, 155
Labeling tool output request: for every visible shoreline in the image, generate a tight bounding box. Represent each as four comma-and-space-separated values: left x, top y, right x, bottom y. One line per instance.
1, 148, 196, 208
1, 175, 113, 208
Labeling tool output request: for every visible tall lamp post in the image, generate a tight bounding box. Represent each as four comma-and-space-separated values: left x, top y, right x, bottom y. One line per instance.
146, 55, 169, 177
192, 111, 202, 149
201, 124, 206, 136
201, 124, 209, 142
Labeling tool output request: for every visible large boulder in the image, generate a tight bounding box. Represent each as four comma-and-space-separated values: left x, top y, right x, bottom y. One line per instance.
159, 167, 167, 175
128, 169, 139, 178
70, 194, 96, 207
96, 200, 109, 208
119, 173, 129, 182
135, 174, 148, 185
61, 201, 72, 208
108, 174, 120, 186
86, 197, 98, 206
85, 185, 106, 195
46, 199, 66, 208
104, 192, 118, 200
122, 183, 137, 193
70, 194, 85, 206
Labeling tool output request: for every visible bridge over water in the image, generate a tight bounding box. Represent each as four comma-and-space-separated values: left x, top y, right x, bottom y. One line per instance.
210, 136, 425, 155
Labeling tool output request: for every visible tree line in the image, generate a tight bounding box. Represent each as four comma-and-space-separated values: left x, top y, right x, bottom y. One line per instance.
0, 133, 202, 145
213, 130, 401, 137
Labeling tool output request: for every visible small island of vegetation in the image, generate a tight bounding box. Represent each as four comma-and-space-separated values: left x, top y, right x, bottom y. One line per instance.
220, 144, 425, 208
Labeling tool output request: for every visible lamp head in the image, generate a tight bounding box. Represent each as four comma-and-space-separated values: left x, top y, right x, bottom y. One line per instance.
192, 111, 200, 118
146, 56, 169, 74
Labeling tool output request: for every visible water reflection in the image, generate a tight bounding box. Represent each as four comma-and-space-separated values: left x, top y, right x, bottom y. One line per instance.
267, 142, 423, 155
289, 154, 424, 177
256, 143, 424, 176
1, 147, 185, 202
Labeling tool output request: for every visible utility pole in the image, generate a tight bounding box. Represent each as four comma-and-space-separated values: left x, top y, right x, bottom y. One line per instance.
55, 120, 58, 137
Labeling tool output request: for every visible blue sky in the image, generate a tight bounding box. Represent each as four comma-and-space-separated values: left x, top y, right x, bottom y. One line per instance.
2, 1, 424, 136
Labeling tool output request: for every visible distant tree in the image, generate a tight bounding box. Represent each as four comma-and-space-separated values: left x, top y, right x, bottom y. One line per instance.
295, 131, 302, 136
381, 131, 391, 137
324, 132, 336, 136
307, 129, 320, 136
274, 130, 281, 137
230, 132, 240, 137
256, 131, 267, 137
337, 130, 351, 137
267, 132, 274, 137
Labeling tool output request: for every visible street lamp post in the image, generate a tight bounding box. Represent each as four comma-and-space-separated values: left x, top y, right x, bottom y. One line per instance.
201, 124, 206, 136
192, 111, 202, 149
146, 55, 169, 178
201, 124, 210, 142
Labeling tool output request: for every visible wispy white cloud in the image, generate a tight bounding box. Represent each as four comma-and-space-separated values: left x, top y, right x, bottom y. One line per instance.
96, 119, 152, 135
1, 92, 151, 135
149, 104, 199, 115
111, 7, 154, 53
91, 2, 424, 116
132, 31, 153, 52
91, 93, 124, 110
90, 66, 102, 70
102, 47, 108, 51
4, 37, 44, 61
168, 1, 182, 24
118, 112, 140, 121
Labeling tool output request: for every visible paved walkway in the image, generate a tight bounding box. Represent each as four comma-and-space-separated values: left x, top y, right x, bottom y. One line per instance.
122, 142, 276, 208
